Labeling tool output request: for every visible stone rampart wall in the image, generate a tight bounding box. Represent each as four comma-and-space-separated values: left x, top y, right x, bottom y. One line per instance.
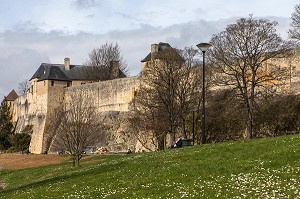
13, 92, 48, 153
12, 76, 141, 154
65, 76, 140, 112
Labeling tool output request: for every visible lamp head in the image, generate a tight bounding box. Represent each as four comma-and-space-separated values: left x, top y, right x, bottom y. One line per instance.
196, 43, 212, 52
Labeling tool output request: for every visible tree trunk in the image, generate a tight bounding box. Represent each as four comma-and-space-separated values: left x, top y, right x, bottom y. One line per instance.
245, 111, 253, 139
182, 118, 187, 139
247, 75, 256, 139
72, 155, 76, 166
169, 132, 175, 148
241, 75, 254, 140
73, 154, 81, 167
75, 155, 80, 167
244, 98, 254, 139
169, 122, 176, 148
157, 133, 166, 150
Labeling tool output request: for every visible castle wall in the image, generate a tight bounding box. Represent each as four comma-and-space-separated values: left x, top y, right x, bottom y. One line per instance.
72, 80, 84, 86
71, 80, 97, 87
64, 77, 140, 152
13, 76, 140, 154
65, 76, 140, 112
36, 80, 49, 95
13, 91, 48, 154
42, 80, 66, 153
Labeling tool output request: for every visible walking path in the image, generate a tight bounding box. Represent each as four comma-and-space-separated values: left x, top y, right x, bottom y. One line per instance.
0, 153, 68, 170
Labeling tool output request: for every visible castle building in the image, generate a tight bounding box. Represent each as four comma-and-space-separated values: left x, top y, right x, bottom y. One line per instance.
10, 57, 139, 154
141, 42, 184, 73
6, 43, 183, 154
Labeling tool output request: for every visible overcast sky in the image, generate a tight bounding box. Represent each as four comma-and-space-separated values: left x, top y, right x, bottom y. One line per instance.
0, 0, 299, 98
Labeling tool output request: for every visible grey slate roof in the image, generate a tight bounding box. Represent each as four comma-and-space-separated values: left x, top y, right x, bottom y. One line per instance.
30, 63, 126, 82
31, 63, 88, 81
39, 65, 71, 81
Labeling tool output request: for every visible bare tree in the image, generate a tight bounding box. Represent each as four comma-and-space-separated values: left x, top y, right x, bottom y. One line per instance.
289, 3, 300, 40
176, 47, 202, 139
177, 46, 200, 68
84, 42, 128, 80
129, 86, 169, 150
17, 79, 29, 95
50, 92, 107, 166
130, 44, 203, 149
209, 16, 292, 139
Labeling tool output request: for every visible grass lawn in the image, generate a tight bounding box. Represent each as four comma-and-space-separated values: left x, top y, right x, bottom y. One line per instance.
0, 134, 300, 198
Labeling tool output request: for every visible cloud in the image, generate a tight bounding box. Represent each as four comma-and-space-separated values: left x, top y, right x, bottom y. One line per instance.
0, 49, 49, 98
72, 0, 98, 9
114, 11, 138, 21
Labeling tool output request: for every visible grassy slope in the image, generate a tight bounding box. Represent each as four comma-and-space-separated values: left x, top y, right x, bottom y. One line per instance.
0, 135, 300, 198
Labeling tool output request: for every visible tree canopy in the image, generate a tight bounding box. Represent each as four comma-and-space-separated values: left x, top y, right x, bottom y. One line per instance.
209, 15, 291, 139
84, 42, 128, 80
0, 97, 14, 150
289, 3, 300, 40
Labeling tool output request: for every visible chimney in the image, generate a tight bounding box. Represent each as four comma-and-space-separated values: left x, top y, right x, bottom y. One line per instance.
151, 44, 159, 55
64, 57, 70, 71
110, 60, 120, 79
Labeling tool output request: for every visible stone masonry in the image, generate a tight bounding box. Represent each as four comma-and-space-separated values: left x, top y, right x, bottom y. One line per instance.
12, 62, 140, 154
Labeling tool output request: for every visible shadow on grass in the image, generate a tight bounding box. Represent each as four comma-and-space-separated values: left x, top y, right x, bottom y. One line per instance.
0, 159, 125, 197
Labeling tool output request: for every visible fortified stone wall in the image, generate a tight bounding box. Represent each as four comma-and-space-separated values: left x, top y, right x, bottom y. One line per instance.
13, 76, 141, 154
262, 51, 300, 94
13, 91, 48, 154
65, 76, 140, 112
61, 76, 141, 152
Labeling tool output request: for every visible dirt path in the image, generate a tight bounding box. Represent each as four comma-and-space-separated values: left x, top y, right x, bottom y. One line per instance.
0, 153, 68, 170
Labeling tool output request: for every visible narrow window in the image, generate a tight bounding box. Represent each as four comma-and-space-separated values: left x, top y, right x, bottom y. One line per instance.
51, 81, 54, 86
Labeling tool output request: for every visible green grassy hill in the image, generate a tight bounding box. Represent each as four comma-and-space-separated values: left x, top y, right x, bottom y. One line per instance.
1, 135, 300, 198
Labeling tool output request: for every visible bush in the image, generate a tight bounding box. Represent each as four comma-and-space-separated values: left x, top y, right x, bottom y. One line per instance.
254, 94, 300, 137
8, 133, 31, 153
206, 89, 245, 143
6, 146, 15, 153
206, 92, 300, 142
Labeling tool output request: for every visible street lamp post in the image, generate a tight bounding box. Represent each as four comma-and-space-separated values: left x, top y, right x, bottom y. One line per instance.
192, 106, 196, 145
196, 43, 212, 144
